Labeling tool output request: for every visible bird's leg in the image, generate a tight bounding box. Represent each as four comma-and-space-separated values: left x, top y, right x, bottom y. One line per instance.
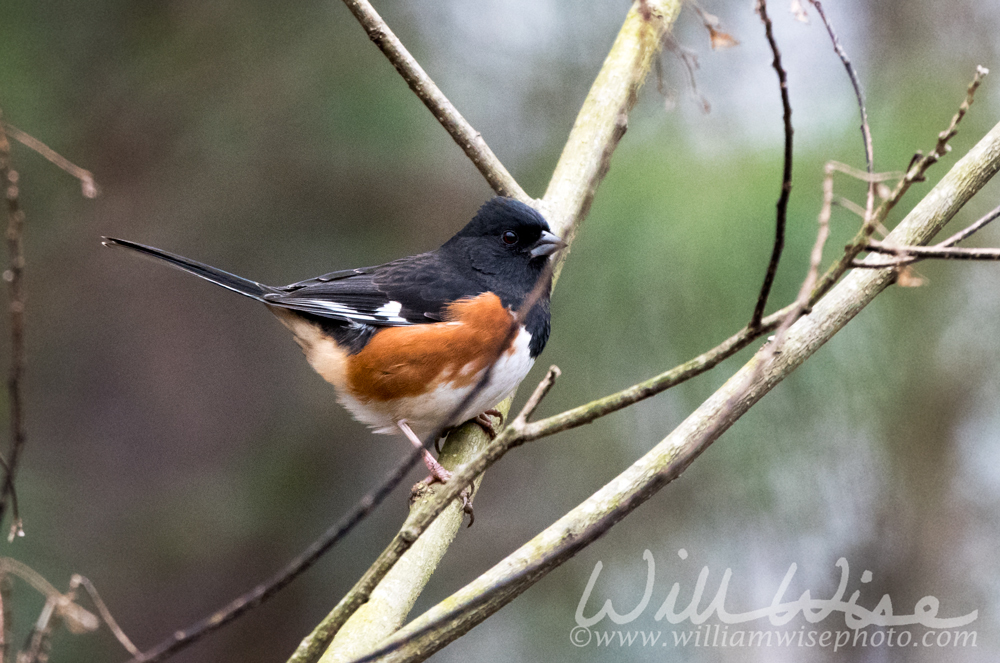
398, 419, 474, 522
398, 419, 451, 483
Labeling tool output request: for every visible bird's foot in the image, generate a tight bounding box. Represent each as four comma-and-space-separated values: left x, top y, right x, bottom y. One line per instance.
471, 408, 504, 439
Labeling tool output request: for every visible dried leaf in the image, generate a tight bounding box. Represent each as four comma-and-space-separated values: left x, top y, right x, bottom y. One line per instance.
896, 266, 926, 288
709, 27, 739, 50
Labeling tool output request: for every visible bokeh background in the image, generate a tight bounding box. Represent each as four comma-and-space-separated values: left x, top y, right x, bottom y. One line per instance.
2, 0, 1000, 661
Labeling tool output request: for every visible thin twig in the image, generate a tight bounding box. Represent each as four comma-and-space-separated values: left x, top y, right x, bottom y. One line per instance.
511, 365, 561, 426
0, 455, 20, 543
937, 202, 1000, 247
811, 65, 988, 303
660, 36, 711, 114
339, 0, 528, 202
124, 443, 426, 663
854, 180, 1000, 271
864, 240, 1000, 261
808, 1, 875, 224
0, 570, 5, 663
70, 575, 143, 657
703, 140, 836, 465
0, 120, 26, 534
750, 0, 794, 329
0, 123, 98, 199
0, 558, 102, 663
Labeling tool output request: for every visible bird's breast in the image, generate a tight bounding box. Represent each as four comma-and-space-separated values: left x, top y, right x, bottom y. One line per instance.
345, 292, 520, 402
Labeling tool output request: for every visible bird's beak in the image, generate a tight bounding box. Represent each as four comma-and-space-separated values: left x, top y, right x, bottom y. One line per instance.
529, 230, 567, 258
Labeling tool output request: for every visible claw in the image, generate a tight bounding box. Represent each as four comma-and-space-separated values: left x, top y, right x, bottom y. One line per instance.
461, 489, 475, 527
471, 408, 504, 439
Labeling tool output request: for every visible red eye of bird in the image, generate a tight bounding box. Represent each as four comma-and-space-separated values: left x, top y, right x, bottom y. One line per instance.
502, 230, 518, 245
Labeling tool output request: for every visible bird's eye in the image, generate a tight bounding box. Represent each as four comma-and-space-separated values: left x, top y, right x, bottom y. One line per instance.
501, 230, 519, 245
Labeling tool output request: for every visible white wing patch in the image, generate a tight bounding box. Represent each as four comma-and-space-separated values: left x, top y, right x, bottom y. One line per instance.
374, 300, 409, 324
265, 296, 414, 325
296, 300, 377, 320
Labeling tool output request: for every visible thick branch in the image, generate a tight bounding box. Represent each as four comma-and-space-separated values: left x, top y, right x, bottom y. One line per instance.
541, 0, 681, 270
311, 402, 507, 663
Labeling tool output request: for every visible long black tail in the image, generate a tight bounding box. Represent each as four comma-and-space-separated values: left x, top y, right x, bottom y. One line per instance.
103, 237, 273, 300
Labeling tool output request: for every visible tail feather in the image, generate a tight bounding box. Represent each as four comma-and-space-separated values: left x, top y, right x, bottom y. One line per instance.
103, 237, 273, 300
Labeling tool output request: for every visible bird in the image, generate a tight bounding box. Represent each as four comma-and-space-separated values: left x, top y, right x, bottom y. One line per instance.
104, 197, 564, 495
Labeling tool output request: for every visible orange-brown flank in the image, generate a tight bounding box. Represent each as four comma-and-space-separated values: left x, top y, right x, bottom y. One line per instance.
346, 292, 515, 402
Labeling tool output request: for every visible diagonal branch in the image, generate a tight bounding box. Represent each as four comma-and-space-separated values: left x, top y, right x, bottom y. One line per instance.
1, 122, 99, 199
340, 0, 528, 202
541, 0, 680, 265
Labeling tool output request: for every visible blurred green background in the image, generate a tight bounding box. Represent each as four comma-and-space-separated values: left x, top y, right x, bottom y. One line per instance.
2, 0, 1000, 661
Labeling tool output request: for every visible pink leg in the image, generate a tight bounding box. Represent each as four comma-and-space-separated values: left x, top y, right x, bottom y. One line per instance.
398, 420, 452, 483
399, 419, 475, 525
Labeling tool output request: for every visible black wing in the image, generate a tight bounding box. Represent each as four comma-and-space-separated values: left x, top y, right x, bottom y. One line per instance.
263, 251, 487, 326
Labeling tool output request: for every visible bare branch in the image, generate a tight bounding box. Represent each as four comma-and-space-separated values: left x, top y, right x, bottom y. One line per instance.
71, 575, 143, 658
339, 0, 528, 202
853, 202, 1000, 268
865, 240, 1000, 261
1, 122, 98, 198
660, 36, 711, 113
511, 365, 561, 426
811, 65, 988, 303
808, 1, 875, 224
937, 202, 1000, 247
0, 121, 27, 534
750, 0, 795, 329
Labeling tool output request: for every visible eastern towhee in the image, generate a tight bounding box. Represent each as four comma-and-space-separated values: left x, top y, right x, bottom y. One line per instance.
104, 197, 563, 488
